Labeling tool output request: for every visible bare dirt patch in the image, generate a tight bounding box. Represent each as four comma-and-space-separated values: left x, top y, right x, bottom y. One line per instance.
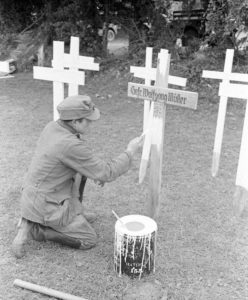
0, 69, 248, 299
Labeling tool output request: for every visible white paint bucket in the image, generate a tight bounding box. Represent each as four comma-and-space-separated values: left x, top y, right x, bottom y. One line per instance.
114, 214, 157, 279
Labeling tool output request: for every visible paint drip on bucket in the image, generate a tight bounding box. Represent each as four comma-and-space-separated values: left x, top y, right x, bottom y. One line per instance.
114, 215, 157, 279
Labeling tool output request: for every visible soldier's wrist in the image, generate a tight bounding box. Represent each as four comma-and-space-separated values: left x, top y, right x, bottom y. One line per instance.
124, 149, 133, 160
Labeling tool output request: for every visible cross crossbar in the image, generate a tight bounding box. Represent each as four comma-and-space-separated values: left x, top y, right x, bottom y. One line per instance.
130, 66, 187, 87
219, 82, 248, 98
203, 70, 248, 83
33, 67, 85, 85
52, 54, 99, 71
33, 36, 99, 120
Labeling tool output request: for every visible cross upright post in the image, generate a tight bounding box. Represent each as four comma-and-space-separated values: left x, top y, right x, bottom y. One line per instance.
130, 47, 153, 131
202, 49, 234, 177
218, 81, 248, 215
52, 41, 66, 120
68, 36, 81, 96
148, 49, 170, 218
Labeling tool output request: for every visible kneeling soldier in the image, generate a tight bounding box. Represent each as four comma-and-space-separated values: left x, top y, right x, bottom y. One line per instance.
12, 95, 143, 258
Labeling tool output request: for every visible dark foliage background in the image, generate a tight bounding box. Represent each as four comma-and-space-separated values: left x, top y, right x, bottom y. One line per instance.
0, 1, 247, 77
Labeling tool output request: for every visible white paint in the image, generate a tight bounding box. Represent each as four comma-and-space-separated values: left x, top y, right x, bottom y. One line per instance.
139, 102, 154, 183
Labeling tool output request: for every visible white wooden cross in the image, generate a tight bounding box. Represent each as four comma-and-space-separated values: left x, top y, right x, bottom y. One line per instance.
128, 48, 198, 218
202, 49, 248, 177
203, 49, 248, 214
33, 36, 99, 120
218, 82, 248, 202
202, 49, 235, 177
130, 47, 188, 185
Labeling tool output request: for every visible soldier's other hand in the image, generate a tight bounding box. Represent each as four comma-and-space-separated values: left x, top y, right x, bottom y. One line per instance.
94, 179, 105, 187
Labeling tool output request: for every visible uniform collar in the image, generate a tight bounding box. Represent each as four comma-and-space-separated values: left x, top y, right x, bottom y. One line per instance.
56, 120, 80, 138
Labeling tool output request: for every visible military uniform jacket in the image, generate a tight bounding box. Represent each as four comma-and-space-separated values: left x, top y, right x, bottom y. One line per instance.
20, 121, 132, 226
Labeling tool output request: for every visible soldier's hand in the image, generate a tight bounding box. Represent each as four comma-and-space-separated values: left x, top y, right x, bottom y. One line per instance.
126, 135, 144, 156
94, 179, 105, 187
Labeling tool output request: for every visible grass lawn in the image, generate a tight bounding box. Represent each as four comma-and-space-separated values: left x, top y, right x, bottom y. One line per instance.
0, 64, 248, 299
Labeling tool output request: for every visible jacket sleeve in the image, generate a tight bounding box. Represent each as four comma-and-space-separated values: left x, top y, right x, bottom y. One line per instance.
60, 139, 132, 182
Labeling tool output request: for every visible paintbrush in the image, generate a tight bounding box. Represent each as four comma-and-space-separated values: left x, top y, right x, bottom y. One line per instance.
112, 210, 126, 227
140, 129, 150, 138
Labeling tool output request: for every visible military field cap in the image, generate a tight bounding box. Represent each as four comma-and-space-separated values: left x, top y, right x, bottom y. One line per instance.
57, 95, 100, 121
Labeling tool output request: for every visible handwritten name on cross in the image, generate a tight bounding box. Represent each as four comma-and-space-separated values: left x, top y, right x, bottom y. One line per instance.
130, 47, 187, 131
34, 36, 99, 120
130, 47, 188, 186
128, 49, 198, 218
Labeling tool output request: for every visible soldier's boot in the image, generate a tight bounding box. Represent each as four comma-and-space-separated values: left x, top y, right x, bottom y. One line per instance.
12, 218, 33, 259
31, 224, 82, 249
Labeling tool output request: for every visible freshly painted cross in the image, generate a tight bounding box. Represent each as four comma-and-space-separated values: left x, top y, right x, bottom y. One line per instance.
203, 49, 248, 214
33, 36, 99, 120
130, 47, 189, 186
128, 48, 198, 218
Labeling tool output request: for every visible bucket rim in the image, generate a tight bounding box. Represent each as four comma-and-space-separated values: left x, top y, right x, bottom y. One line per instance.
115, 214, 157, 236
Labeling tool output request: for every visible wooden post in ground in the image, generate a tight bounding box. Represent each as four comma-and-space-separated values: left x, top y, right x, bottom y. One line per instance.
148, 49, 169, 218
128, 49, 198, 218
